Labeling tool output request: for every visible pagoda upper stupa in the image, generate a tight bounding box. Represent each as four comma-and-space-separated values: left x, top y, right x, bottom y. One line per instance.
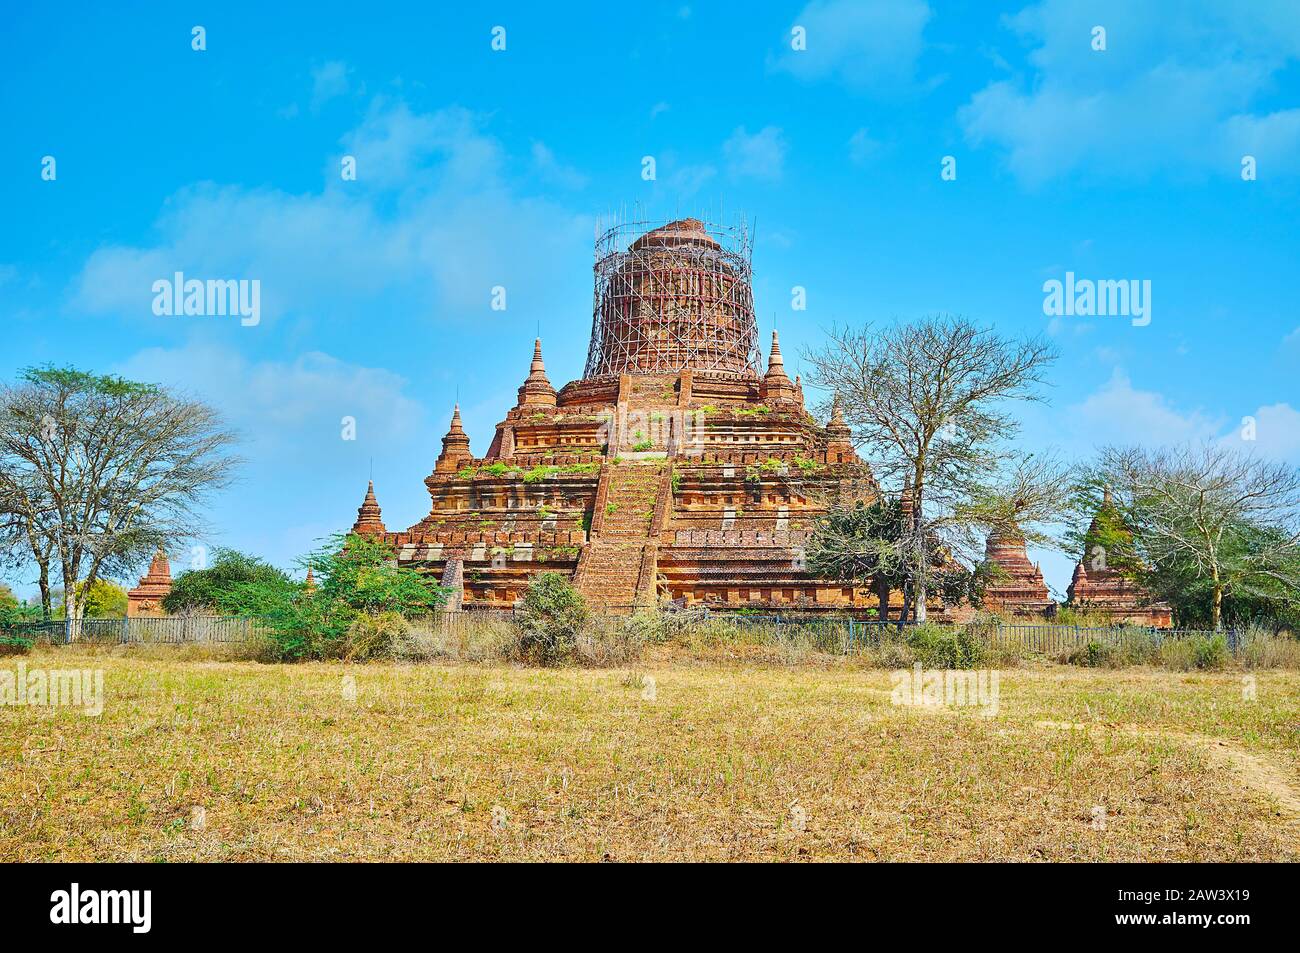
339, 217, 946, 615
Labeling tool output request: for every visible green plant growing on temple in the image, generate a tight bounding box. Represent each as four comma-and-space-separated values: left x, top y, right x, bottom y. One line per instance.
524, 465, 561, 483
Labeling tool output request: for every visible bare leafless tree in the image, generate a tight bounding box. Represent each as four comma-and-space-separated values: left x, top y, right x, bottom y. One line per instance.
804, 315, 1059, 619
1089, 443, 1300, 629
0, 366, 240, 629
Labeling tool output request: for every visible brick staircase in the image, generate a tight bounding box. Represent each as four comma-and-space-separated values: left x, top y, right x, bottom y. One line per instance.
574, 462, 669, 610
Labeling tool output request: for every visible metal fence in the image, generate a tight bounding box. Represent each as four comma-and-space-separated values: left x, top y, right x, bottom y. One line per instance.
987, 622, 1239, 656
650, 613, 1238, 656
2, 612, 1242, 655
7, 616, 258, 644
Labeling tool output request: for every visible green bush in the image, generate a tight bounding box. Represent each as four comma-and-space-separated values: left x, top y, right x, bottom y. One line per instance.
0, 635, 33, 657
343, 611, 409, 661
514, 573, 589, 665
905, 623, 986, 669
1158, 638, 1198, 671
1068, 638, 1118, 668
233, 533, 446, 662
1193, 633, 1229, 670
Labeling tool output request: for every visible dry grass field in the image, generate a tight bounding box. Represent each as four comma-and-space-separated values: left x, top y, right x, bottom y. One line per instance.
2, 644, 1298, 862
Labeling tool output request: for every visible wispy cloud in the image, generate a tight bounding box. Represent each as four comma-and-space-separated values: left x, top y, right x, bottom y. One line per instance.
309, 60, 351, 112
73, 100, 592, 325
960, 0, 1300, 185
771, 0, 932, 93
723, 126, 787, 181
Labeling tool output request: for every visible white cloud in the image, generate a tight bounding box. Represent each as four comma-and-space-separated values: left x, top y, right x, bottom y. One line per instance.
115, 342, 425, 458
72, 101, 592, 324
723, 126, 787, 181
107, 341, 440, 572
665, 162, 717, 195
1066, 368, 1223, 449
340, 100, 501, 190
960, 0, 1300, 184
1226, 403, 1300, 463
772, 0, 932, 92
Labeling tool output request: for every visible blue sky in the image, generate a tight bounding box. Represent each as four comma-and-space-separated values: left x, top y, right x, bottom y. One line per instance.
2, 0, 1298, 598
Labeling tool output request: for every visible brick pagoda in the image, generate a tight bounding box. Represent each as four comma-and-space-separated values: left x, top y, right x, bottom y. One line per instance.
344, 217, 938, 615
980, 530, 1053, 618
126, 548, 173, 618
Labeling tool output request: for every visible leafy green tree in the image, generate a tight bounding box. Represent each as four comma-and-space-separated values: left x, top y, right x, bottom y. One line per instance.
163, 549, 292, 614
807, 497, 907, 620
222, 534, 445, 661
55, 579, 128, 618
809, 495, 1006, 620
302, 533, 446, 617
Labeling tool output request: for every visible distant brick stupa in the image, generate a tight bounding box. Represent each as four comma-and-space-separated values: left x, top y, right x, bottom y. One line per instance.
127, 548, 172, 618
981, 530, 1053, 618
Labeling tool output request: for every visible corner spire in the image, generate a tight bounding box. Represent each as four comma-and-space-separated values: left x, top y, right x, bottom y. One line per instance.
517, 338, 557, 408
435, 404, 474, 473
760, 330, 799, 404
768, 330, 785, 371
351, 479, 387, 536
829, 395, 847, 428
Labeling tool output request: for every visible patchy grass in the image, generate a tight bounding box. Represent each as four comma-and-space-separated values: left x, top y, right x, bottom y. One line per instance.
2, 647, 1297, 862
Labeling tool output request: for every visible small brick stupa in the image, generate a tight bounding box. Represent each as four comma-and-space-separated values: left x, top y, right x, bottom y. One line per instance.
341, 218, 961, 616
981, 531, 1053, 618
1066, 488, 1172, 627
127, 548, 173, 618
